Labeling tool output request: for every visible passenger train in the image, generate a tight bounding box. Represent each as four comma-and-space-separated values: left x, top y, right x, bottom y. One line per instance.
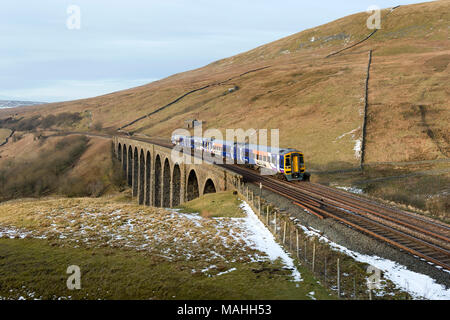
171, 134, 309, 181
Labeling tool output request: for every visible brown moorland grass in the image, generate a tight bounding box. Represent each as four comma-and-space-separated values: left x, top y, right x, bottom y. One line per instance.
1, 1, 448, 171
0, 128, 11, 144
0, 134, 124, 201
178, 191, 246, 218
0, 196, 333, 300
0, 195, 415, 300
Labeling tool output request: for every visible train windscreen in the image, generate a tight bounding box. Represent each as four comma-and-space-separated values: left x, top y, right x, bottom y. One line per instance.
285, 156, 291, 167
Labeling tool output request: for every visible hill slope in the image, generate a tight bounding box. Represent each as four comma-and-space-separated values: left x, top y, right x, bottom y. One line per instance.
0, 1, 449, 170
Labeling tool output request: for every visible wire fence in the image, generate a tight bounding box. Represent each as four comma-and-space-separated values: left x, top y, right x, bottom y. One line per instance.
236, 181, 402, 300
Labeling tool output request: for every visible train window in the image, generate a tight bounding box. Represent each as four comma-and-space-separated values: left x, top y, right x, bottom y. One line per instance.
285, 156, 291, 166
300, 155, 304, 165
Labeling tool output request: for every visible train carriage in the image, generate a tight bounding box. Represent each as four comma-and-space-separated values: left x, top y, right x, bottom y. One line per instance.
171, 135, 308, 181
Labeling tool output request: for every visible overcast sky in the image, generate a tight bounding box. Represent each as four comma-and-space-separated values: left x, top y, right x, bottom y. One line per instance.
0, 0, 431, 102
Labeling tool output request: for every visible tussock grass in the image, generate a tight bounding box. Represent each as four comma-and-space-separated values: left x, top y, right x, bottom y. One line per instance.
178, 191, 245, 218
0, 196, 331, 300
0, 135, 90, 201
0, 128, 11, 143
0, 238, 330, 300
0, 136, 125, 202
0, 112, 83, 132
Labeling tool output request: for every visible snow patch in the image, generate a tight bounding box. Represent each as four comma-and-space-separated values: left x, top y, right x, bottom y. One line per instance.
336, 127, 359, 140
298, 225, 450, 300
335, 186, 364, 195
239, 201, 302, 282
217, 268, 237, 276
353, 139, 362, 159
307, 291, 316, 300
335, 127, 362, 159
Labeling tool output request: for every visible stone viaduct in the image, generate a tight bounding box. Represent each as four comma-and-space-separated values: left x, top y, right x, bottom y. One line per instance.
113, 136, 242, 207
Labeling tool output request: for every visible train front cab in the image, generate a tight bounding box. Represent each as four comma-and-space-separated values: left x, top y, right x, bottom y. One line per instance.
284, 152, 306, 181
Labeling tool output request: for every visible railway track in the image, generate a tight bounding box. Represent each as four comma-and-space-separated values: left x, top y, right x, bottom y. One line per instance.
220, 164, 450, 272
293, 181, 450, 243
116, 134, 450, 272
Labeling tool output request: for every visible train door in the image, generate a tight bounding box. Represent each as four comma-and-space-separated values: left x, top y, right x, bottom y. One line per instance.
291, 153, 302, 179
292, 154, 299, 173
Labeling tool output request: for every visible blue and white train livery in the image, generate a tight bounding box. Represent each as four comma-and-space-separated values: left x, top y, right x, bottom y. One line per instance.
171, 134, 308, 181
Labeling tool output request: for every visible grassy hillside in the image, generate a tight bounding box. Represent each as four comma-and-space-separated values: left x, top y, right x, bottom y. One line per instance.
0, 128, 11, 144
0, 1, 448, 171
0, 133, 124, 201
0, 195, 332, 300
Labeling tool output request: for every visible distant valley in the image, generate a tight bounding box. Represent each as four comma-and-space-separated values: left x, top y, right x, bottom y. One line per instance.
0, 100, 45, 109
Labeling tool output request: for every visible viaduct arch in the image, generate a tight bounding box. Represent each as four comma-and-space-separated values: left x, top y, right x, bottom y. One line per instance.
114, 136, 242, 208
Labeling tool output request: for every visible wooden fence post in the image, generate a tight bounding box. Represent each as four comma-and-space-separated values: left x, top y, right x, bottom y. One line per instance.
304, 241, 307, 261
266, 206, 269, 226
289, 225, 292, 251
273, 211, 277, 235
283, 221, 286, 244
259, 182, 262, 214
312, 242, 316, 273
337, 258, 341, 299
296, 229, 299, 259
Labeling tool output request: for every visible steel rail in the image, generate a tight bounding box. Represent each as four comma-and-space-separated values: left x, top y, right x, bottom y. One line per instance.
275, 178, 450, 244
221, 164, 450, 270
303, 181, 450, 232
